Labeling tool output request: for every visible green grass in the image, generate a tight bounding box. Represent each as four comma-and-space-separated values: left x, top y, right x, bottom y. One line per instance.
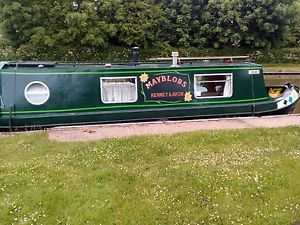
0, 128, 300, 225
264, 64, 300, 72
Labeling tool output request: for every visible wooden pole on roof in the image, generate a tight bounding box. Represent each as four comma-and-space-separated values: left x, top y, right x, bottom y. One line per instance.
149, 56, 249, 61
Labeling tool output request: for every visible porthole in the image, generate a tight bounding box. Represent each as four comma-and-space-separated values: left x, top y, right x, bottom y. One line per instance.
24, 81, 50, 105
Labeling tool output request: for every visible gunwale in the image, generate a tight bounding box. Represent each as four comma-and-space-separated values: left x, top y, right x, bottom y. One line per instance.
0, 97, 269, 115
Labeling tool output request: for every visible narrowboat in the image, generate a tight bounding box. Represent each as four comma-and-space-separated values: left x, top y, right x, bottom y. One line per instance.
0, 50, 299, 130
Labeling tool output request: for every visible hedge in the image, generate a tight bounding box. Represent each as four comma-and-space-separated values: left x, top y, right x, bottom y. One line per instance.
0, 46, 299, 64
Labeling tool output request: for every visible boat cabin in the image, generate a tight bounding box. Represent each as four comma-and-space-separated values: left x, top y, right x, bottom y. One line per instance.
0, 51, 298, 129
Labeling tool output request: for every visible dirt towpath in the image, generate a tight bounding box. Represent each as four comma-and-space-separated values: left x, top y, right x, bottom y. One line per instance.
48, 114, 300, 142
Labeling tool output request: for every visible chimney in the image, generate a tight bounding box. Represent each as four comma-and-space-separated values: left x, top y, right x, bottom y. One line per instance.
132, 47, 140, 65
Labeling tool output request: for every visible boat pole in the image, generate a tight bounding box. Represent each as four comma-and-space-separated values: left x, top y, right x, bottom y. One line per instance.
9, 61, 18, 132
9, 105, 13, 133
251, 73, 255, 116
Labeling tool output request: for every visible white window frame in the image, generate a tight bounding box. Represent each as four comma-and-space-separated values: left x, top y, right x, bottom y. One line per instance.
24, 81, 50, 105
100, 76, 138, 104
194, 73, 233, 99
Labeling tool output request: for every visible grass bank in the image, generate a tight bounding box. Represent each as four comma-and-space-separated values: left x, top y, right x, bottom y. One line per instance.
264, 64, 300, 72
0, 128, 299, 224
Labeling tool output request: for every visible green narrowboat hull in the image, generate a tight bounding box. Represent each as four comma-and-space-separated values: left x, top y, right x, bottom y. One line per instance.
0, 61, 299, 129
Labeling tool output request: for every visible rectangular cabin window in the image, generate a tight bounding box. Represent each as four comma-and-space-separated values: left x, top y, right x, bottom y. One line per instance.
194, 73, 233, 98
101, 77, 137, 104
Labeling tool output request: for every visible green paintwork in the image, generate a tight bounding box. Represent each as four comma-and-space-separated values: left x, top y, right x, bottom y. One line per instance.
0, 97, 269, 115
0, 61, 297, 129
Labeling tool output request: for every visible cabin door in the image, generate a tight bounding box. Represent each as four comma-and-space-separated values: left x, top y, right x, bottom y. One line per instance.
250, 70, 267, 114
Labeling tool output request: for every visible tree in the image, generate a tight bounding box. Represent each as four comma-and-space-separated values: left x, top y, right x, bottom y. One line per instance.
108, 0, 168, 48
0, 0, 299, 61
159, 0, 193, 47
0, 22, 15, 60
284, 0, 300, 46
199, 0, 297, 48
0, 0, 119, 60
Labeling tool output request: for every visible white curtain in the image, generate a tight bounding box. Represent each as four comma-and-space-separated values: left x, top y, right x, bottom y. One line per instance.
223, 76, 232, 97
102, 82, 136, 103
195, 84, 208, 97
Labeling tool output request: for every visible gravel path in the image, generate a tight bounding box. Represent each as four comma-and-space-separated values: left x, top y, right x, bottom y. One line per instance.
48, 114, 300, 142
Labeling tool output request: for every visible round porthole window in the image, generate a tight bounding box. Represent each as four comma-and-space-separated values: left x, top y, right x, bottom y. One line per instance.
24, 81, 50, 105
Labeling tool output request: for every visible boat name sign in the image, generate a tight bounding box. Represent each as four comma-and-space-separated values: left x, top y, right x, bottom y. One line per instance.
140, 72, 192, 103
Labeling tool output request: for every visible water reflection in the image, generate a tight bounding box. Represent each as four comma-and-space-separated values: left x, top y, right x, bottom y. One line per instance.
264, 76, 300, 114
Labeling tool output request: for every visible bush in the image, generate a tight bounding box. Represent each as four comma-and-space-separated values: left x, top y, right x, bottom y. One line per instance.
1, 44, 300, 64
0, 33, 16, 61
141, 47, 300, 64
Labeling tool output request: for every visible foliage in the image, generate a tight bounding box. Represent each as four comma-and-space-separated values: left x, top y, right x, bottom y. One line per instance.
157, 0, 209, 47
0, 0, 299, 58
0, 127, 300, 224
113, 0, 168, 48
199, 0, 297, 48
289, 0, 300, 46
143, 47, 300, 64
0, 23, 16, 60
0, 42, 299, 64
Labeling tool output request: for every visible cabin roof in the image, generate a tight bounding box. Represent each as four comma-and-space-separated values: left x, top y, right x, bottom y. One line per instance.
0, 61, 261, 72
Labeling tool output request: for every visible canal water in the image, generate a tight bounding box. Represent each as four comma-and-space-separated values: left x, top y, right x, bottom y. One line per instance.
264, 76, 300, 114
